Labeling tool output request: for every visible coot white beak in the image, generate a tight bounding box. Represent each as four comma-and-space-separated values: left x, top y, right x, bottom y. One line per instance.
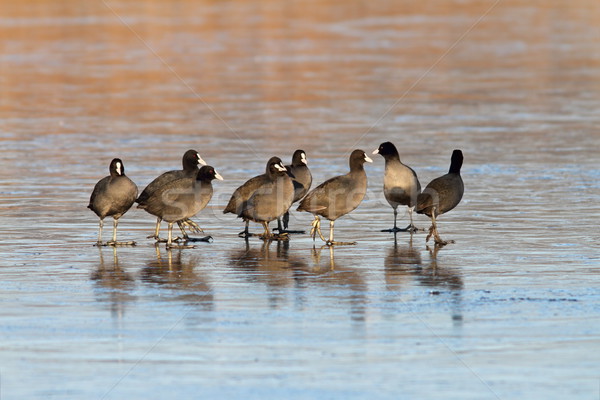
364, 154, 373, 163
116, 162, 123, 175
301, 152, 307, 165
275, 163, 287, 172
214, 170, 224, 180
197, 154, 207, 166
372, 148, 379, 155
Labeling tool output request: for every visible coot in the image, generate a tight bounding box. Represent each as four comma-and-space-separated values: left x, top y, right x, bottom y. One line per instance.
373, 142, 421, 232
137, 149, 206, 241
224, 157, 285, 238
141, 165, 223, 248
416, 149, 464, 245
297, 149, 372, 245
88, 158, 138, 246
238, 158, 294, 240
277, 149, 312, 233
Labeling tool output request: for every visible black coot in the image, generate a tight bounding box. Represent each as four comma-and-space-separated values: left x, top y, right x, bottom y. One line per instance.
224, 157, 284, 238
88, 158, 138, 246
416, 149, 464, 245
137, 149, 206, 241
297, 149, 372, 246
141, 165, 223, 248
373, 142, 421, 232
277, 149, 312, 233
238, 158, 295, 240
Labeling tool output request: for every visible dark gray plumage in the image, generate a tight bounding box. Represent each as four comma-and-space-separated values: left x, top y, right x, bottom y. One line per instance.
373, 141, 421, 232
140, 165, 223, 248
416, 149, 464, 245
288, 150, 312, 203
224, 157, 286, 238
137, 149, 206, 241
297, 149, 372, 245
237, 158, 294, 240
278, 149, 312, 233
88, 158, 138, 246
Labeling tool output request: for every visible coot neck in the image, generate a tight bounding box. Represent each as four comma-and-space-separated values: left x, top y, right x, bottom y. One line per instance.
449, 160, 462, 174
384, 153, 401, 163
349, 162, 365, 174
449, 166, 461, 174
183, 160, 198, 172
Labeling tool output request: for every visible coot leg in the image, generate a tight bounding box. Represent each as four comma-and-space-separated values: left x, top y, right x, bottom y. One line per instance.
310, 216, 326, 242
174, 219, 206, 242
147, 217, 163, 241
105, 218, 136, 246
259, 221, 271, 240
274, 213, 305, 235
382, 208, 420, 233
94, 219, 104, 246
405, 207, 420, 232
326, 220, 356, 246
238, 220, 255, 238
166, 222, 194, 249
426, 211, 453, 246
282, 212, 290, 231
381, 208, 402, 232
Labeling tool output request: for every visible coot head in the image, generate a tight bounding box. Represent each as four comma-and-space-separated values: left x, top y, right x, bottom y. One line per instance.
197, 165, 224, 181
266, 157, 287, 178
372, 142, 399, 158
291, 150, 308, 166
449, 149, 463, 174
349, 149, 373, 170
182, 149, 207, 171
109, 158, 125, 177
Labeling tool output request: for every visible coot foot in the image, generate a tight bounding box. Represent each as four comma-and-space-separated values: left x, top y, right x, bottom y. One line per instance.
381, 224, 420, 233
96, 240, 136, 247
433, 238, 454, 246
179, 219, 203, 234
406, 224, 421, 233
260, 232, 289, 241
425, 226, 454, 246
326, 240, 356, 246
274, 229, 305, 234
186, 235, 213, 243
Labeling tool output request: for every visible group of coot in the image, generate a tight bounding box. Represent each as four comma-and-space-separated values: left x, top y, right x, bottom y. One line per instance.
88, 143, 463, 248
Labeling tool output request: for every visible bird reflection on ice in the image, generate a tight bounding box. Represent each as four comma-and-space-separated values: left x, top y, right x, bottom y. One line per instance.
140, 245, 214, 308
91, 246, 136, 322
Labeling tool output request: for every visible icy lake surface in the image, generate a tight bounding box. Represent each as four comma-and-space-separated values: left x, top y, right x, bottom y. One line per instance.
1, 1, 599, 399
